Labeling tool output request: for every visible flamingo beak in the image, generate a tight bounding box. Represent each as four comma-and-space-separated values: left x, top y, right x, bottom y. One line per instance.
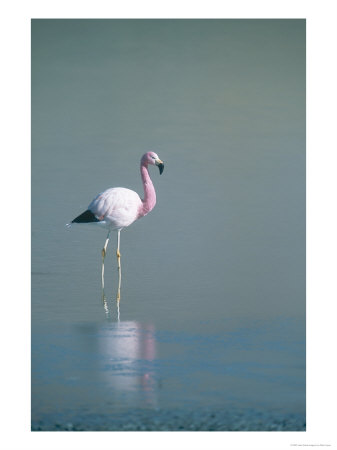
155, 158, 164, 175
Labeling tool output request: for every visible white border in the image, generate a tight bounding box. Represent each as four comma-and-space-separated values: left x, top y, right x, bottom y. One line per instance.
1, 1, 336, 449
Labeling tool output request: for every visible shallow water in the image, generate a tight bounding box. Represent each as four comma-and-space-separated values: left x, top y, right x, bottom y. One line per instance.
32, 317, 305, 422
31, 19, 305, 430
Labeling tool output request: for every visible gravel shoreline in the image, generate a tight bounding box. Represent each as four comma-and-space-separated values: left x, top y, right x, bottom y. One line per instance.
32, 407, 306, 431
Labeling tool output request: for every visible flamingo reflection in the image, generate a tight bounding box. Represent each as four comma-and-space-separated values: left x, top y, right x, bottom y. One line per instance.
101, 292, 120, 321
97, 321, 157, 408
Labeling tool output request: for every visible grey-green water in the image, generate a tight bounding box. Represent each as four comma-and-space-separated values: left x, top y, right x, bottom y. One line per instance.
31, 19, 305, 430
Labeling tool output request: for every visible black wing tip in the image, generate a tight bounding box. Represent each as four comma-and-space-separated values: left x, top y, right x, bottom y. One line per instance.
72, 210, 99, 223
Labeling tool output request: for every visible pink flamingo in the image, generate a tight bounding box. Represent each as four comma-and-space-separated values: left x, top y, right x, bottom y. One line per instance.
69, 152, 164, 301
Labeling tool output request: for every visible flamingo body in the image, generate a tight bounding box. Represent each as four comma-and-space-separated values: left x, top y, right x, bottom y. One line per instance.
71, 152, 164, 230
88, 187, 142, 230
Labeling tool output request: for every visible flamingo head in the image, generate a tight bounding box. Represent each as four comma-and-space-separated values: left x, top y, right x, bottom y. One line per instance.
141, 152, 164, 174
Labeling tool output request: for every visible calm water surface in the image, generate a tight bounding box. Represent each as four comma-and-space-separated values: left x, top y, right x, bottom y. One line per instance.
31, 19, 305, 428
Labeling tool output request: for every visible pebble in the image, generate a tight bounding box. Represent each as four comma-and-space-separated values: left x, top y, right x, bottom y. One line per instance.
31, 407, 305, 432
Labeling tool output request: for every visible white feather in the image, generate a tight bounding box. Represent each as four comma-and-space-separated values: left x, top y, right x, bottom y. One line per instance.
88, 187, 142, 230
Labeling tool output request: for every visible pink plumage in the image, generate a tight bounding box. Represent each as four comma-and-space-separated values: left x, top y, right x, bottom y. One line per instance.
70, 151, 164, 229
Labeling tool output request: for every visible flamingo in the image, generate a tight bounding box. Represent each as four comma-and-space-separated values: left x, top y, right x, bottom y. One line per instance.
68, 151, 164, 301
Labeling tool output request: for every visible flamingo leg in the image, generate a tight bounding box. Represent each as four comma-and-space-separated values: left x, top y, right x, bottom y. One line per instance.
116, 229, 121, 302
101, 231, 110, 290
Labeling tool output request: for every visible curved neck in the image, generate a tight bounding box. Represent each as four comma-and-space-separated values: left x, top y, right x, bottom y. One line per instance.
139, 163, 156, 217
